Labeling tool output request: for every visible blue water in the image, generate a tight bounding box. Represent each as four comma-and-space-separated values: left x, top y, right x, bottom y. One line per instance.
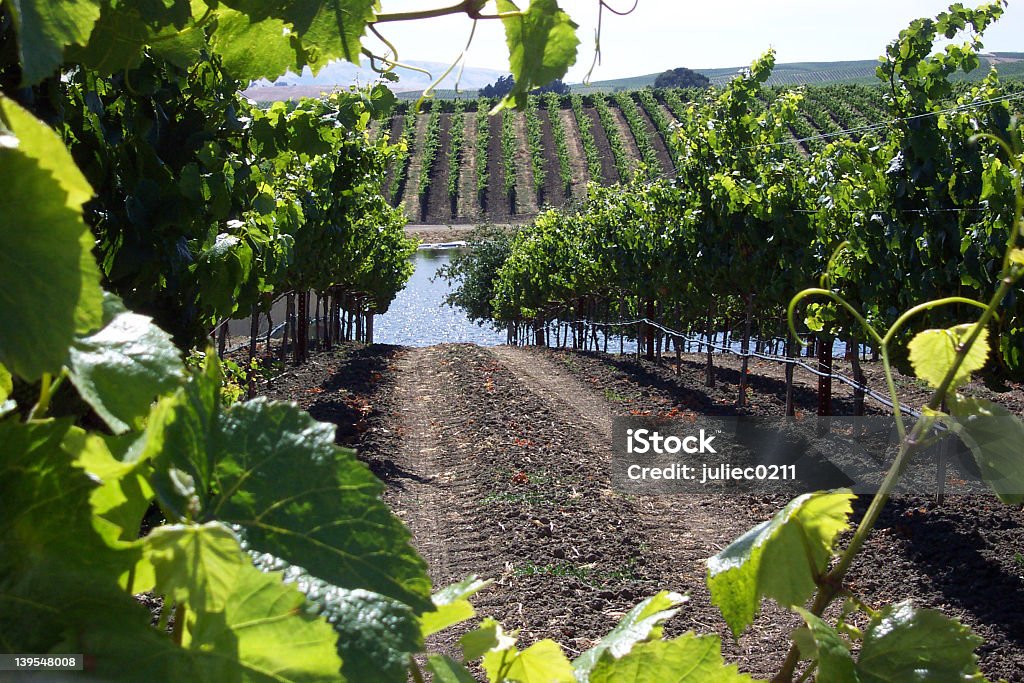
374, 250, 508, 347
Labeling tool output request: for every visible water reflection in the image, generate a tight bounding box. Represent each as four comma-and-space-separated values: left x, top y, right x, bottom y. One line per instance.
374, 250, 507, 347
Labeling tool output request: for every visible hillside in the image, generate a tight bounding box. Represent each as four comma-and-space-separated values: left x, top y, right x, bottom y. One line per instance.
379, 81, 1024, 225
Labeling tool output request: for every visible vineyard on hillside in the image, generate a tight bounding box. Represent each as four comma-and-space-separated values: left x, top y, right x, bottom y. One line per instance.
384, 80, 1024, 223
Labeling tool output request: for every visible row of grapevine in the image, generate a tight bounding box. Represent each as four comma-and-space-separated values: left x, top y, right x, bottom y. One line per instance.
417, 103, 443, 213
612, 91, 661, 176
447, 100, 467, 214
570, 93, 604, 183
524, 96, 547, 203
636, 89, 678, 169
476, 102, 491, 204
501, 109, 519, 211
591, 93, 633, 181
388, 106, 419, 203
545, 92, 576, 196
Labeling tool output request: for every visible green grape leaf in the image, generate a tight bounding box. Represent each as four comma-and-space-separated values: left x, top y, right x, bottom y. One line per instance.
707, 491, 855, 637
496, 0, 580, 111
573, 591, 687, 679
483, 639, 575, 683
0, 419, 146, 654
221, 0, 376, 75
143, 522, 247, 612
213, 398, 432, 612
68, 298, 185, 434
211, 10, 297, 82
420, 576, 491, 638
461, 617, 516, 662
0, 362, 13, 416
856, 601, 983, 682
66, 1, 200, 75
1009, 248, 1024, 266
792, 608, 856, 681
183, 563, 344, 682
0, 96, 103, 380
193, 233, 254, 318
146, 359, 432, 613
427, 655, 477, 683
0, 362, 12, 404
587, 634, 753, 683
314, 586, 420, 683
63, 427, 153, 545
907, 324, 989, 390
949, 396, 1024, 504
5, 0, 102, 85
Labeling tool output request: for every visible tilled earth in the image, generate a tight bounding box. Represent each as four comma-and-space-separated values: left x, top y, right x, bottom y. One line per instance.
260, 343, 1024, 681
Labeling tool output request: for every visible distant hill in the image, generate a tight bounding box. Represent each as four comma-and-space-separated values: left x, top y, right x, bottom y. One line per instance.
572, 55, 1024, 93
245, 54, 1024, 103
244, 59, 508, 103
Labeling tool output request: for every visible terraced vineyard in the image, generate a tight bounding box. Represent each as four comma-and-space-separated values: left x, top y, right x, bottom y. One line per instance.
384, 80, 1024, 222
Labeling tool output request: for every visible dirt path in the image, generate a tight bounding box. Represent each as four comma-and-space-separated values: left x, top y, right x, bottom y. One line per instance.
385, 349, 456, 586
259, 342, 1024, 680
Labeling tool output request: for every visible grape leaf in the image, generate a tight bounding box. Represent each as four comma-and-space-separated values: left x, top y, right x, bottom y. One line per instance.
182, 563, 344, 682
588, 634, 753, 683
0, 363, 13, 415
907, 324, 989, 390
210, 10, 298, 82
461, 617, 516, 662
856, 602, 983, 682
427, 655, 477, 683
792, 608, 856, 681
707, 491, 855, 637
0, 419, 145, 653
5, 0, 102, 85
496, 0, 579, 111
63, 427, 153, 545
0, 96, 103, 380
420, 576, 491, 638
146, 357, 432, 612
949, 396, 1024, 504
573, 591, 687, 680
143, 522, 247, 612
483, 639, 575, 683
68, 296, 186, 434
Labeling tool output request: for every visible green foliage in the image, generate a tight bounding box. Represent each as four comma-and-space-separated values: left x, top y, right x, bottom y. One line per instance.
524, 95, 547, 198
591, 92, 632, 181
418, 103, 442, 199
476, 101, 491, 196
0, 95, 103, 380
447, 100, 467, 202
495, 0, 580, 111
501, 108, 519, 208
544, 92, 574, 195
439, 225, 517, 325
570, 93, 603, 183
707, 491, 855, 637
613, 91, 660, 177
588, 635, 752, 683
908, 324, 989, 389
654, 67, 711, 90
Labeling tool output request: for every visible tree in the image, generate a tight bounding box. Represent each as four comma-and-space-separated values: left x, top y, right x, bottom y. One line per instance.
480, 75, 570, 98
654, 67, 710, 89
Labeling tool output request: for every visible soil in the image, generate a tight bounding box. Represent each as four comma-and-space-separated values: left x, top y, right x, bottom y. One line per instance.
608, 106, 642, 176
537, 108, 567, 209
399, 113, 431, 219
633, 101, 675, 176
557, 107, 590, 198
511, 110, 540, 216
456, 112, 479, 223
584, 106, 619, 185
421, 114, 454, 224
484, 113, 512, 221
256, 341, 1024, 681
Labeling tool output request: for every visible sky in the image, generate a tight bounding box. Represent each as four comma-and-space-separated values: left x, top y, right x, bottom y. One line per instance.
371, 1, 1024, 82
